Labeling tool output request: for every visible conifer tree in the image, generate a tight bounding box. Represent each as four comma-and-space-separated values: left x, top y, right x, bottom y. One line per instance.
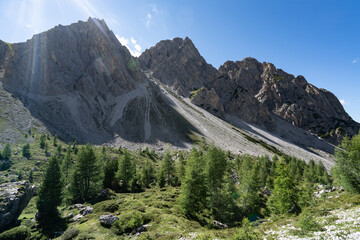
179, 148, 207, 218
36, 156, 63, 218
29, 169, 34, 183
103, 158, 119, 189
141, 160, 155, 188
53, 135, 58, 147
204, 144, 236, 221
22, 144, 31, 159
70, 144, 100, 202
239, 156, 260, 216
334, 133, 360, 193
177, 153, 186, 184
159, 152, 176, 186
40, 135, 46, 149
62, 147, 72, 184
2, 143, 11, 160
116, 149, 136, 192
268, 158, 299, 214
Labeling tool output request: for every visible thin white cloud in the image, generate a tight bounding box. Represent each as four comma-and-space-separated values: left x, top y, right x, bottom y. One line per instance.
340, 99, 348, 105
115, 34, 142, 57
146, 13, 152, 28
150, 4, 159, 14
352, 58, 359, 64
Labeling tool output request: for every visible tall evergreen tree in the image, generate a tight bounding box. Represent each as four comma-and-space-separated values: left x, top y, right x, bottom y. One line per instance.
334, 133, 360, 193
22, 144, 31, 159
179, 148, 207, 218
177, 153, 186, 184
159, 152, 176, 186
36, 156, 63, 218
267, 158, 299, 214
70, 144, 101, 202
40, 135, 46, 149
141, 160, 155, 188
116, 149, 136, 192
103, 158, 119, 189
62, 147, 73, 184
2, 143, 11, 160
204, 144, 228, 219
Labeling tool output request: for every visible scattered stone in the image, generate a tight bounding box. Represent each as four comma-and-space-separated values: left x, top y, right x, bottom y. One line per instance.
72, 214, 83, 222
79, 206, 93, 216
99, 214, 118, 227
212, 220, 228, 229
69, 203, 83, 210
66, 213, 74, 219
35, 161, 40, 166
132, 224, 151, 234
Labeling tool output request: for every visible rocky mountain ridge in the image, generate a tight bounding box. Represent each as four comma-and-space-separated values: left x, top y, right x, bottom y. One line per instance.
0, 18, 357, 162
140, 39, 359, 144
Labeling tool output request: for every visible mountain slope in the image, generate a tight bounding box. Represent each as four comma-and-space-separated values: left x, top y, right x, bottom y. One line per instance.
139, 38, 359, 145
0, 18, 200, 147
0, 18, 356, 166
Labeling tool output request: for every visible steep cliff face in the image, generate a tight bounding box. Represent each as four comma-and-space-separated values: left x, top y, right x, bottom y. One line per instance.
140, 38, 359, 144
0, 19, 199, 146
139, 37, 219, 97
218, 59, 359, 144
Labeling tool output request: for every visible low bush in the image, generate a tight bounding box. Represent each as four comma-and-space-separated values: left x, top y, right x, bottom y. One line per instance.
111, 210, 143, 235
0, 226, 31, 240
61, 227, 79, 240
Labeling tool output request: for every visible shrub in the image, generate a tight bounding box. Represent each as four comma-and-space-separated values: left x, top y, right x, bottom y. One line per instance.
111, 211, 143, 235
232, 218, 261, 240
296, 210, 322, 235
61, 227, 80, 240
0, 226, 31, 240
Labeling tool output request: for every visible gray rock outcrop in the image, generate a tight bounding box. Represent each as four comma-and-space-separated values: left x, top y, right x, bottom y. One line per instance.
99, 214, 118, 227
0, 181, 35, 232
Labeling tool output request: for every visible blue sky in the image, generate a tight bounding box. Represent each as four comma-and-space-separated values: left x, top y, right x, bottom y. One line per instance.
0, 0, 359, 122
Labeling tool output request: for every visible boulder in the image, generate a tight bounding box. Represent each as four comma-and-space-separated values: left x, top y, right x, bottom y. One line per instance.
79, 206, 93, 216
72, 214, 83, 222
0, 181, 35, 232
99, 214, 119, 227
212, 220, 228, 229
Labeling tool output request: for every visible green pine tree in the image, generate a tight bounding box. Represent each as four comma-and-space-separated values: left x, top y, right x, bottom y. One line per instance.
160, 152, 176, 186
36, 156, 63, 219
334, 133, 360, 193
103, 158, 119, 189
141, 160, 155, 188
116, 149, 136, 192
179, 148, 207, 218
70, 144, 101, 202
22, 144, 31, 159
2, 143, 11, 160
40, 135, 46, 149
267, 158, 299, 214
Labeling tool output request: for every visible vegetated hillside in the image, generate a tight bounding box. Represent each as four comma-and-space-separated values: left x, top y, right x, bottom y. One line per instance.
139, 38, 360, 145
0, 133, 359, 240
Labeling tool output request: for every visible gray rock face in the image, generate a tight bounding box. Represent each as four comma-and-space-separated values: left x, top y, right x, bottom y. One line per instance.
0, 19, 199, 147
141, 38, 359, 144
99, 214, 118, 227
139, 37, 219, 97
0, 181, 35, 232
218, 59, 360, 144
